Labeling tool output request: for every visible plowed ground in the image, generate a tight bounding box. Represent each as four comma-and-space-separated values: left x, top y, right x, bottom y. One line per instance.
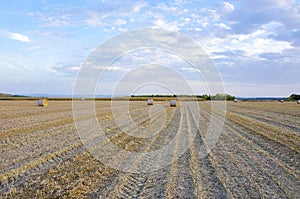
0, 100, 299, 198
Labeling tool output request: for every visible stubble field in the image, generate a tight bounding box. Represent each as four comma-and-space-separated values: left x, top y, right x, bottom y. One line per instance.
0, 100, 299, 198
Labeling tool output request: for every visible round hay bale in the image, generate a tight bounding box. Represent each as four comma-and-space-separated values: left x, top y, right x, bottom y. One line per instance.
297, 100, 300, 104
147, 99, 153, 105
170, 100, 176, 107
38, 99, 48, 107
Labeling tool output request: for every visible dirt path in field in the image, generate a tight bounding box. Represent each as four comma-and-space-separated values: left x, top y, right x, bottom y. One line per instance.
0, 100, 299, 198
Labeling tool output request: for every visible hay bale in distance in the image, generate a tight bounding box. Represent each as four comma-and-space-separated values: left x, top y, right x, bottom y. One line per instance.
38, 99, 48, 107
297, 100, 300, 104
170, 100, 176, 107
147, 99, 153, 105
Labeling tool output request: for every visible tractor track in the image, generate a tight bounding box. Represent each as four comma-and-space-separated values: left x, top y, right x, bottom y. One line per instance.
1, 100, 299, 198
0, 104, 166, 196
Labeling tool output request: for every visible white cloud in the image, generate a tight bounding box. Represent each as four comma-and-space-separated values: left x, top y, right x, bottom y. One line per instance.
28, 11, 71, 27
106, 66, 129, 72
9, 32, 31, 42
114, 19, 127, 26
227, 37, 291, 58
133, 1, 148, 12
270, 0, 294, 8
0, 55, 33, 71
202, 21, 293, 58
252, 38, 292, 55
210, 54, 229, 60
231, 27, 293, 56
197, 19, 209, 27
223, 2, 234, 12
155, 2, 177, 12
83, 11, 103, 27
118, 27, 128, 32
181, 67, 200, 73
183, 17, 191, 23
154, 19, 164, 27
153, 19, 180, 31
217, 23, 231, 30
1, 0, 299, 96
70, 66, 80, 71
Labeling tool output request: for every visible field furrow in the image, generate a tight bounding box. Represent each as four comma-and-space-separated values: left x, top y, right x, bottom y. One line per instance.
187, 104, 227, 198
0, 103, 164, 196
164, 105, 196, 198
229, 109, 300, 133
199, 102, 300, 173
197, 102, 300, 198
0, 100, 299, 198
104, 108, 176, 198
223, 130, 300, 198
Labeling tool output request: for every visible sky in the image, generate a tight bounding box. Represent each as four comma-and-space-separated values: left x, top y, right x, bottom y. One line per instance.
0, 0, 300, 97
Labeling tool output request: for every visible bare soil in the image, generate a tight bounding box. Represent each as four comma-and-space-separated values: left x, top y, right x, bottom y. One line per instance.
0, 100, 299, 198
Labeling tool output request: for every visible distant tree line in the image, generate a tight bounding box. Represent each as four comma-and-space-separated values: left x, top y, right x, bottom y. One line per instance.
131, 94, 178, 98
288, 94, 300, 101
0, 93, 29, 98
202, 94, 235, 101
131, 94, 236, 101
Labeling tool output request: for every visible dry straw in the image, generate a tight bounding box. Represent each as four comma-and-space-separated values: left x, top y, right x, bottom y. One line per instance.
38, 99, 48, 107
170, 100, 176, 107
147, 99, 153, 105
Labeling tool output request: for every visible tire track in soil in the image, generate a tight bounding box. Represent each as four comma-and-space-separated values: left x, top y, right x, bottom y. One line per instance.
0, 108, 131, 174
199, 103, 300, 175
229, 102, 300, 117
1, 104, 152, 177
186, 103, 227, 198
223, 130, 300, 198
0, 106, 95, 129
137, 108, 181, 198
229, 109, 300, 133
2, 101, 299, 197
1, 106, 76, 120
0, 105, 148, 138
12, 108, 167, 198
199, 103, 299, 198
164, 105, 196, 199
228, 103, 300, 125
225, 120, 300, 179
219, 136, 289, 198
0, 142, 84, 195
226, 117, 300, 176
26, 105, 175, 198
0, 100, 125, 120
0, 106, 161, 196
195, 104, 261, 198
100, 107, 178, 199
227, 112, 300, 146
0, 123, 78, 174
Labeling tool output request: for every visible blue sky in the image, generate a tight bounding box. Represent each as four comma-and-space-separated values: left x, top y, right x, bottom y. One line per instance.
0, 0, 299, 97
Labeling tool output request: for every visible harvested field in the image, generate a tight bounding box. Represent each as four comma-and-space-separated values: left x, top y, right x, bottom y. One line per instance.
0, 100, 299, 198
